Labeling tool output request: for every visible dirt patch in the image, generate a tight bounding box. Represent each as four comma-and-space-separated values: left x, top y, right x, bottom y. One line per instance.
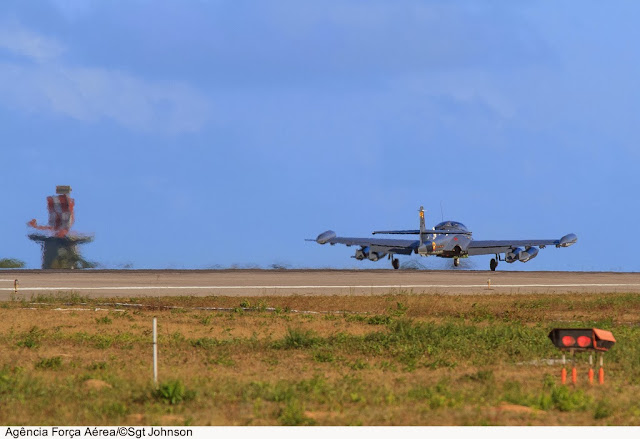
497, 402, 542, 414
304, 411, 334, 421
160, 415, 185, 424
126, 414, 145, 423
83, 379, 112, 391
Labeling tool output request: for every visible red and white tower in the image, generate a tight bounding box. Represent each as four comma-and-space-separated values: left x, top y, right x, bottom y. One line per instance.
28, 186, 94, 269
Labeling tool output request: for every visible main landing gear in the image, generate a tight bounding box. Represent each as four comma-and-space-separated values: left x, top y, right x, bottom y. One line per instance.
453, 258, 460, 267
490, 258, 498, 271
392, 258, 400, 270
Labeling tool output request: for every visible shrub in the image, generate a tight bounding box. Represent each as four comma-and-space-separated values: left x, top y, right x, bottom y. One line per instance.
190, 338, 221, 349
17, 327, 44, 349
199, 315, 213, 325
408, 380, 461, 409
278, 399, 315, 426
279, 328, 318, 349
367, 315, 392, 325
154, 379, 195, 405
0, 258, 25, 268
594, 400, 613, 420
350, 359, 369, 370
312, 351, 335, 363
35, 357, 62, 370
550, 386, 592, 412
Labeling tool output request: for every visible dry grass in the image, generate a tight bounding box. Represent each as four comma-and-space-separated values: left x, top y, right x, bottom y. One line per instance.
0, 292, 640, 425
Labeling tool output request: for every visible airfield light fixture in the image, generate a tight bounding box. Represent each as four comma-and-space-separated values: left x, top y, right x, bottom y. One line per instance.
548, 328, 615, 385
549, 328, 615, 352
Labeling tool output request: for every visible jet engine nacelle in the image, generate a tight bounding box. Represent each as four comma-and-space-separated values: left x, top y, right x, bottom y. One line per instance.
316, 230, 336, 244
519, 247, 539, 262
506, 247, 524, 263
355, 246, 369, 260
368, 251, 383, 262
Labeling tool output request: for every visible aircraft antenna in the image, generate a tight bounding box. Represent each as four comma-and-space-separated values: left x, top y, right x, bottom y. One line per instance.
440, 201, 444, 222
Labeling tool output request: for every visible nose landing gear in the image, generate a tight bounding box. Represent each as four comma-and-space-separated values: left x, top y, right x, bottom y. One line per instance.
490, 258, 498, 271
453, 258, 460, 267
392, 258, 400, 270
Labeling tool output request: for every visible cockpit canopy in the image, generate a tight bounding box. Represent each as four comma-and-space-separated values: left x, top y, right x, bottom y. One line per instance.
434, 221, 469, 232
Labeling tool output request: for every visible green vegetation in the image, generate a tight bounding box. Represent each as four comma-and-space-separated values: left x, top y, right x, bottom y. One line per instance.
35, 356, 63, 370
31, 291, 90, 304
0, 258, 25, 268
95, 316, 113, 325
154, 379, 195, 405
16, 326, 45, 349
49, 252, 97, 269
277, 327, 319, 349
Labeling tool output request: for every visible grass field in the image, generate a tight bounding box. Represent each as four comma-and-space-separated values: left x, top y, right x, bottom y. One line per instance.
1, 291, 640, 426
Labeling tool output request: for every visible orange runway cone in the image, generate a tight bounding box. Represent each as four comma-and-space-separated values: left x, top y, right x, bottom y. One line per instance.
561, 368, 567, 384
570, 350, 577, 385
599, 354, 605, 384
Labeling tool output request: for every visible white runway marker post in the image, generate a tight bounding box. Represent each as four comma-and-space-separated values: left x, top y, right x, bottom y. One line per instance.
153, 317, 158, 388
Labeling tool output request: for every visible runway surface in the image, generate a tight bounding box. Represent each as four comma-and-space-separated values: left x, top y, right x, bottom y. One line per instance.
1, 270, 640, 299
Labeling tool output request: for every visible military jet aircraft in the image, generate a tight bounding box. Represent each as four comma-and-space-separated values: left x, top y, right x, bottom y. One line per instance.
310, 206, 577, 271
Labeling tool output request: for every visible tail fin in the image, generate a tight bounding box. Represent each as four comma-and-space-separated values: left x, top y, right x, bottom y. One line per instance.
419, 206, 426, 246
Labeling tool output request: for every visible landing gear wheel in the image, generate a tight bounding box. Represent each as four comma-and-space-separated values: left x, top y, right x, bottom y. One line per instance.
392, 258, 400, 270
453, 258, 460, 267
490, 258, 498, 271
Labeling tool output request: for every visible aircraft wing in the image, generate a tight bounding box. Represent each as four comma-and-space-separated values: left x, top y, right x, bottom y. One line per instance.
372, 229, 472, 235
467, 234, 577, 256
311, 231, 419, 255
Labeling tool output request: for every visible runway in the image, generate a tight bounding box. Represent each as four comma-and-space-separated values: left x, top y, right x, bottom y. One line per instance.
1, 269, 640, 299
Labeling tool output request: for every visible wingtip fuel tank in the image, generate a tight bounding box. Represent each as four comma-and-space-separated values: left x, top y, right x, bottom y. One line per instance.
316, 230, 337, 244
558, 234, 578, 248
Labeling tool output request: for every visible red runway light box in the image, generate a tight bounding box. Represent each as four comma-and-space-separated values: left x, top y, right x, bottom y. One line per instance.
548, 328, 616, 352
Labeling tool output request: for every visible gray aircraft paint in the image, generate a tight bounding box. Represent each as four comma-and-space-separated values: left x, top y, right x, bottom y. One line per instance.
310, 206, 577, 271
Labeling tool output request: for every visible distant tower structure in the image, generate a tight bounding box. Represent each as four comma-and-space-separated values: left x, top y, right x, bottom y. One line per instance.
27, 186, 94, 269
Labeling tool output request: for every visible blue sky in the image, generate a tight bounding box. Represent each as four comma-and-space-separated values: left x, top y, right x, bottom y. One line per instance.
1, 1, 638, 271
